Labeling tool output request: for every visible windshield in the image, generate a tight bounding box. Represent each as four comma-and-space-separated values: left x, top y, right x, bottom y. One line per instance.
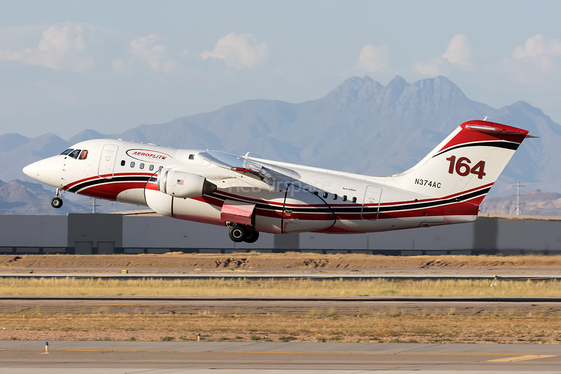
61, 148, 88, 159
68, 149, 81, 159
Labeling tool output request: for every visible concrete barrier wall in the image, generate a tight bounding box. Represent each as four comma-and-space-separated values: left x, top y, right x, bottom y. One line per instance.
497, 219, 561, 252
122, 216, 274, 249
299, 224, 475, 250
1, 214, 561, 254
0, 215, 67, 246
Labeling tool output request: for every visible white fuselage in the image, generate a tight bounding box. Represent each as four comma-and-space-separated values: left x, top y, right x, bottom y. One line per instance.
23, 138, 479, 235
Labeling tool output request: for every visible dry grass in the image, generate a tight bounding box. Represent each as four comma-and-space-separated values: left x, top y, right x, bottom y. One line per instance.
1, 277, 560, 297
4, 254, 561, 272
3, 275, 560, 344
1, 312, 561, 344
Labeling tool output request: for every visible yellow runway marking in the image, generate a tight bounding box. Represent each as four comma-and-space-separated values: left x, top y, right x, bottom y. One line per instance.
489, 354, 557, 362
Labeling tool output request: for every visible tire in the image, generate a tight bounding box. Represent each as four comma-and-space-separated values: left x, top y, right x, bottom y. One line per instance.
243, 230, 259, 243
51, 197, 63, 209
228, 226, 246, 242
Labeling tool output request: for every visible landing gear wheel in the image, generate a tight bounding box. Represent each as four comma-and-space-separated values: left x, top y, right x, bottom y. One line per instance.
243, 230, 259, 243
51, 197, 63, 209
228, 226, 247, 242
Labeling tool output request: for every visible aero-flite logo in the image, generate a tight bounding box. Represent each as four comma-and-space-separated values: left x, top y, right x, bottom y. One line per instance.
126, 149, 173, 162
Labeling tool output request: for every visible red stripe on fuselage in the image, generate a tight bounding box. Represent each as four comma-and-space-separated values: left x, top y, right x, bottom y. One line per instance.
68, 173, 489, 225
77, 181, 148, 200
375, 183, 493, 208
63, 172, 153, 190
145, 181, 159, 191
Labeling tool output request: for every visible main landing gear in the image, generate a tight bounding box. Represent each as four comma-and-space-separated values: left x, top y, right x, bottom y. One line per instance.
228, 224, 260, 243
51, 188, 63, 209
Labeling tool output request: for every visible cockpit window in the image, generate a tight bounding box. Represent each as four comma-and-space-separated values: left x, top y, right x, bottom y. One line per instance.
68, 149, 81, 159
78, 150, 88, 160
60, 149, 73, 156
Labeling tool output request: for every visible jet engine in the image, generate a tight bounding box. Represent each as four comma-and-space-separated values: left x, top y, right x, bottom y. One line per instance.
157, 168, 217, 198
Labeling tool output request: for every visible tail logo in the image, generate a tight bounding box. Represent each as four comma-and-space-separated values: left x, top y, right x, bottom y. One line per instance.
446, 155, 486, 179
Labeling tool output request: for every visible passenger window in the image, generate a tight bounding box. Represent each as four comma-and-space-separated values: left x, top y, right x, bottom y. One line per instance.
60, 149, 73, 155
313, 191, 318, 196
352, 197, 357, 203
69, 149, 81, 159
323, 192, 328, 198
130, 161, 135, 168
189, 154, 195, 160
149, 165, 154, 171
343, 195, 347, 202
140, 163, 145, 169
78, 150, 88, 160
333, 194, 338, 200
120, 160, 125, 166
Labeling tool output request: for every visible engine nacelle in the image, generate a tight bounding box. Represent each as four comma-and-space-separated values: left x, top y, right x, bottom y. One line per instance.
157, 168, 217, 198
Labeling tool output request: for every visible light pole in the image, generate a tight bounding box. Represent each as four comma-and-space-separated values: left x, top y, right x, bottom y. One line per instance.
512, 181, 525, 215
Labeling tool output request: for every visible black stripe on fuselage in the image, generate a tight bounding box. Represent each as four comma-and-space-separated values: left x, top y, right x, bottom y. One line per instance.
376, 187, 490, 214
433, 141, 519, 158
67, 176, 151, 193
71, 177, 489, 216
210, 186, 490, 216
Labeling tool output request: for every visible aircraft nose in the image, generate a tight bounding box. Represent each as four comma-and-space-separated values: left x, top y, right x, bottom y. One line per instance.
23, 157, 66, 188
23, 161, 42, 179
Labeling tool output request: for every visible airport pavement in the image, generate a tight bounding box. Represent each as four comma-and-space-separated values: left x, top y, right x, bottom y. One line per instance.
1, 340, 561, 373
2, 294, 561, 316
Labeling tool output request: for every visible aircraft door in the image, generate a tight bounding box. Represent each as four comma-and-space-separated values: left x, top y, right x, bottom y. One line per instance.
281, 184, 336, 233
361, 185, 382, 220
98, 144, 119, 179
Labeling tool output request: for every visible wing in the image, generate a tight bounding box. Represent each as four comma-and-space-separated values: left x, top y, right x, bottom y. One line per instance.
197, 150, 297, 185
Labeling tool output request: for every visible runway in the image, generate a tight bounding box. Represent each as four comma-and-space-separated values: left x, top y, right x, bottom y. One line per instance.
1, 340, 560, 373
3, 295, 561, 315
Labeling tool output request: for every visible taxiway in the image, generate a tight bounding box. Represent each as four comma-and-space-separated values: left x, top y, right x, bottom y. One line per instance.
1, 340, 560, 373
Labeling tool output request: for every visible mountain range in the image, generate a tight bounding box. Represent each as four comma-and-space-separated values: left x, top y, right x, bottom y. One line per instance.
479, 189, 561, 217
1, 75, 560, 215
0, 179, 138, 215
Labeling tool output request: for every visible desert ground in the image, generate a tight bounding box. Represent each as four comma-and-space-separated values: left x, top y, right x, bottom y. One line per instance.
2, 253, 561, 274
1, 253, 561, 344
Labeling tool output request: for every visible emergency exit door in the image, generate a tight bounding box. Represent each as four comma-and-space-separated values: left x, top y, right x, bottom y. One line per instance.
98, 144, 119, 179
361, 185, 382, 220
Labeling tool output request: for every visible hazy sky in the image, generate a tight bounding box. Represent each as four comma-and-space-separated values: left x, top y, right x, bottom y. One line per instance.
1, 0, 561, 139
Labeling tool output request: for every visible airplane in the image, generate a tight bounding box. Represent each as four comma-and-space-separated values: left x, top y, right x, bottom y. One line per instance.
23, 119, 531, 243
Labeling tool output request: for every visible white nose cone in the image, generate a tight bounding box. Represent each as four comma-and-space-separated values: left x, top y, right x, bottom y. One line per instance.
23, 161, 42, 179
23, 157, 65, 188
